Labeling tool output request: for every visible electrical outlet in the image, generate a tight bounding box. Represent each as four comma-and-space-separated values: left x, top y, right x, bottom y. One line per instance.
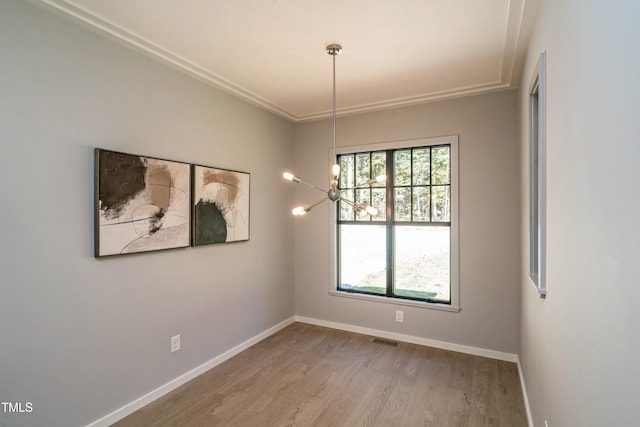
171, 335, 181, 353
395, 310, 404, 323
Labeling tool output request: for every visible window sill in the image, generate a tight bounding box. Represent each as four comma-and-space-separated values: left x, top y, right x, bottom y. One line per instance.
329, 290, 461, 312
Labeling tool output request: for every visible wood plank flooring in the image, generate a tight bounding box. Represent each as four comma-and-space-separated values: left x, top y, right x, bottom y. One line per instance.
113, 323, 527, 427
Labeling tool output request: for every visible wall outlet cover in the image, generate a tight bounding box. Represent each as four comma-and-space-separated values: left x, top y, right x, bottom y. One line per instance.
171, 335, 181, 353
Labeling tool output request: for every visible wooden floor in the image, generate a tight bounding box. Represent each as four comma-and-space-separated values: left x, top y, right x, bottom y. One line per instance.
114, 323, 527, 427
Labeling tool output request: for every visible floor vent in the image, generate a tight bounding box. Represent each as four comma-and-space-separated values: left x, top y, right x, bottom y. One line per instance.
372, 338, 398, 347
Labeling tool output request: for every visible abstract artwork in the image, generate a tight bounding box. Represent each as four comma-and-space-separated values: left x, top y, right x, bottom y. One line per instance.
95, 149, 190, 256
192, 165, 250, 245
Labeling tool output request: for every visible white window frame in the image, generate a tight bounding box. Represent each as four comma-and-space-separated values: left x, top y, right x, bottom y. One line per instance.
528, 52, 547, 297
328, 135, 460, 312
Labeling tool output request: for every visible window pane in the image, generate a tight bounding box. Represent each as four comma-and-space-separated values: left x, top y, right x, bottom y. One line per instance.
432, 146, 450, 185
412, 148, 430, 185
394, 226, 450, 302
372, 188, 386, 221
339, 155, 354, 188
394, 187, 411, 221
339, 224, 386, 294
432, 186, 451, 222
371, 152, 386, 187
394, 150, 411, 186
412, 187, 430, 222
355, 153, 371, 187
339, 189, 354, 220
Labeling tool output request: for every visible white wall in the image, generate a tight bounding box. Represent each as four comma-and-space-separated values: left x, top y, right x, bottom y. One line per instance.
518, 0, 640, 425
0, 1, 294, 426
293, 90, 522, 355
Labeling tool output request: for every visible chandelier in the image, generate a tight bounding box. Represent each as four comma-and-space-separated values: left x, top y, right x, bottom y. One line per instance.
282, 44, 385, 217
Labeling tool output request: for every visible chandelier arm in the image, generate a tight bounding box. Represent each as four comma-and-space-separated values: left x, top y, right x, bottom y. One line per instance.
306, 196, 330, 211
338, 197, 356, 207
338, 197, 367, 209
339, 197, 379, 217
297, 178, 329, 193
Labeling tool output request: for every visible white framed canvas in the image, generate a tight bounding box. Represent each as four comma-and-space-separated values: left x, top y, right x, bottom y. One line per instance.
192, 164, 250, 245
95, 149, 190, 256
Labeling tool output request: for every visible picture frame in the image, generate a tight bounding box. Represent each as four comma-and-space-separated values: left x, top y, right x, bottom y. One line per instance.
94, 149, 191, 257
192, 164, 250, 245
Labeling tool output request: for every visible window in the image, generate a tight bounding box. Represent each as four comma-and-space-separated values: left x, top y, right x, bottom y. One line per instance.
332, 136, 459, 310
529, 52, 547, 297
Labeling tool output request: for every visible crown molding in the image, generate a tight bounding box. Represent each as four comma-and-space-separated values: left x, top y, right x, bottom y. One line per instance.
31, 0, 531, 124
30, 0, 298, 122
296, 81, 512, 122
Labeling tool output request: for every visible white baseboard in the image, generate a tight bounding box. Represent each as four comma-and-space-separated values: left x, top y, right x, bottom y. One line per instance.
517, 355, 534, 427
86, 316, 296, 427
294, 315, 518, 363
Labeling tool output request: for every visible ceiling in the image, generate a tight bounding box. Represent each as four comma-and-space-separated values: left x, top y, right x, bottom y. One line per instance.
37, 0, 535, 122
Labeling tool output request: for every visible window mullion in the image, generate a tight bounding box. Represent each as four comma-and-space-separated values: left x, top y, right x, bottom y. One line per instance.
369, 152, 373, 222
350, 155, 355, 221
429, 146, 433, 222
386, 149, 394, 297
336, 154, 343, 285
410, 148, 414, 222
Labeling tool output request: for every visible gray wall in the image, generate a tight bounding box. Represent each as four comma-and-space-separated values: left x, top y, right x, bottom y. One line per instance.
293, 90, 522, 354
12, 0, 639, 425
518, 0, 640, 425
0, 1, 294, 426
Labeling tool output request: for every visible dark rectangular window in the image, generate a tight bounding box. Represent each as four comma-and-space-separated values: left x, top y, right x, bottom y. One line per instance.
337, 145, 452, 303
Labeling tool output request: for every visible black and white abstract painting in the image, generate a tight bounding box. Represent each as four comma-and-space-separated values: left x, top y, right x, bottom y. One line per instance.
95, 149, 190, 256
192, 165, 250, 245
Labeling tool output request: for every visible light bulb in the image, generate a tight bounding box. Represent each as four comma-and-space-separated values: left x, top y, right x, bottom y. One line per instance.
365, 206, 378, 216
367, 175, 386, 185
283, 172, 301, 183
292, 205, 311, 216
332, 164, 340, 178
